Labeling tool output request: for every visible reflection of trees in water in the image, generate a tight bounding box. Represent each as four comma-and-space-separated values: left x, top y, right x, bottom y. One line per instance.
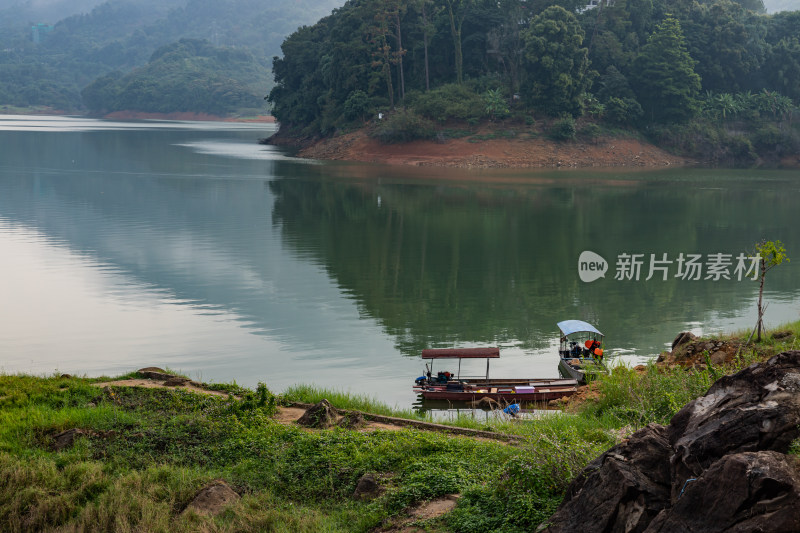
269, 168, 800, 357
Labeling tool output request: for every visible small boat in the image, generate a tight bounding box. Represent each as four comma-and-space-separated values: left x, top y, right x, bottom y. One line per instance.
557, 320, 607, 384
413, 347, 578, 404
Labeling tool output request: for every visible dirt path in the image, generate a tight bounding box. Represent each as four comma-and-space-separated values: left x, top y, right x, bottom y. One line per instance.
295, 127, 691, 169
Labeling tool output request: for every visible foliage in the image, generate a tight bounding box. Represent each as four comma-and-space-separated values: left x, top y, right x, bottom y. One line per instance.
82, 39, 265, 115
521, 6, 592, 117
549, 117, 577, 141
406, 84, 485, 123
605, 97, 643, 124
343, 90, 372, 122
582, 363, 717, 427
483, 88, 510, 121
681, 0, 768, 94
371, 109, 435, 143
632, 16, 702, 123
579, 122, 603, 141
0, 0, 342, 113
754, 240, 789, 342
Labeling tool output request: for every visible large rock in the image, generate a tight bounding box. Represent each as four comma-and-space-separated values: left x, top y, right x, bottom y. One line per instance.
541, 351, 800, 533
645, 451, 800, 532
668, 351, 800, 499
53, 428, 89, 451
671, 332, 697, 352
353, 473, 383, 501
185, 481, 240, 516
542, 425, 672, 533
297, 399, 338, 428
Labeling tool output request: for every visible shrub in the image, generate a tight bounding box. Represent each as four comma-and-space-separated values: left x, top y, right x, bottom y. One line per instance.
751, 125, 799, 157
549, 117, 576, 141
483, 88, 510, 121
371, 109, 435, 143
579, 123, 602, 141
407, 84, 484, 123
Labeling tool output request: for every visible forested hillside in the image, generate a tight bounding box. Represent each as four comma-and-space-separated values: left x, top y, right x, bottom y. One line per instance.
81, 39, 266, 115
268, 0, 800, 164
0, 0, 343, 113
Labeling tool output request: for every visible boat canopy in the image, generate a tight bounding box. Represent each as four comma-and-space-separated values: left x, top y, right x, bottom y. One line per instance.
557, 320, 603, 338
421, 347, 500, 359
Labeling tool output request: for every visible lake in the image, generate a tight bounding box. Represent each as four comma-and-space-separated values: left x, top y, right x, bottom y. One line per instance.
1, 115, 798, 408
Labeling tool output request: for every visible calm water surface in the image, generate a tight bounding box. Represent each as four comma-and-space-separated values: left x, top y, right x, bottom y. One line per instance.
1, 115, 799, 408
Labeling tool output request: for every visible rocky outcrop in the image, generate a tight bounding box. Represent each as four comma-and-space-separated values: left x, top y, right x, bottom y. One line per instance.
657, 332, 740, 367
184, 481, 240, 516
541, 351, 800, 533
297, 399, 338, 429
353, 474, 383, 501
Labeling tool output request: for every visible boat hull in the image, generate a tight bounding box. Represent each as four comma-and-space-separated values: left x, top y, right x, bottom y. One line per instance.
415, 386, 577, 403
558, 357, 606, 384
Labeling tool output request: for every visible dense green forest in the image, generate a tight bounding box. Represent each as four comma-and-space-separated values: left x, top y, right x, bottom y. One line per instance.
81, 39, 266, 115
268, 0, 800, 163
0, 0, 343, 113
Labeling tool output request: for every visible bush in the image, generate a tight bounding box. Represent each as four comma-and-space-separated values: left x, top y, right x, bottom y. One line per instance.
407, 84, 484, 123
579, 123, 602, 141
371, 109, 435, 143
549, 117, 576, 141
751, 125, 799, 157
483, 88, 510, 121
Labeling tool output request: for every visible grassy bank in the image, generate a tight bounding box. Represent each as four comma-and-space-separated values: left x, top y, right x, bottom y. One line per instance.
1, 321, 798, 532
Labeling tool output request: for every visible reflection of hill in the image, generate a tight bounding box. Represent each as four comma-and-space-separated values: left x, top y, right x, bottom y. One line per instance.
269, 164, 800, 357
0, 126, 369, 354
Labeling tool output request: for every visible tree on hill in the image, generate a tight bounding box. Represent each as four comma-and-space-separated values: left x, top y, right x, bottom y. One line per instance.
521, 5, 592, 117
632, 15, 702, 122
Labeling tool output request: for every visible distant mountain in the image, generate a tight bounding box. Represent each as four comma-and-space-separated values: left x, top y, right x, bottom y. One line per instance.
0, 0, 106, 26
82, 38, 267, 115
763, 0, 800, 11
0, 0, 344, 113
0, 0, 184, 27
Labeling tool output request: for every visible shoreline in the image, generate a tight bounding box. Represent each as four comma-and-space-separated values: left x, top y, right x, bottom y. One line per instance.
271, 126, 695, 169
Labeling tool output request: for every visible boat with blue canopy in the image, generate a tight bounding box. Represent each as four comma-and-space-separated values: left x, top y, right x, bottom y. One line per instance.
557, 320, 606, 383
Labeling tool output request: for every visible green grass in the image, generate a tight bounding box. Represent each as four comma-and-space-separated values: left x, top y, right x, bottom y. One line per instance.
281, 385, 424, 420
1, 321, 796, 531
0, 375, 579, 532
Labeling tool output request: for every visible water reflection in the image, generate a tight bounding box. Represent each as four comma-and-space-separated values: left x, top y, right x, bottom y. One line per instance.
269, 161, 800, 361
0, 117, 798, 408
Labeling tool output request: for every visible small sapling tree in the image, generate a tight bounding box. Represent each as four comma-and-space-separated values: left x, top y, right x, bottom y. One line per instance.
754, 240, 789, 342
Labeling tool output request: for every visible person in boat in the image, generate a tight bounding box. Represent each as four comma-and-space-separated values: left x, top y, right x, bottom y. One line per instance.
570, 341, 582, 358
584, 339, 601, 357
594, 347, 604, 361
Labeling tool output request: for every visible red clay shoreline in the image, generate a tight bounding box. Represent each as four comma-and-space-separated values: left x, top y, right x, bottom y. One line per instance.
277, 126, 696, 169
